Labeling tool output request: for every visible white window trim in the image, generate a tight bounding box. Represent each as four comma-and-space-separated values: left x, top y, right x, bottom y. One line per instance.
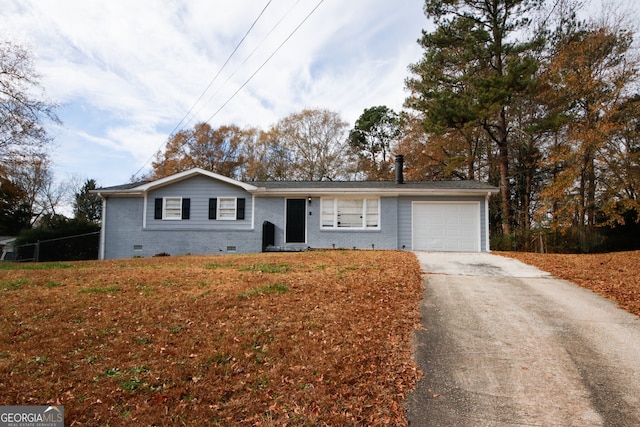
217, 197, 237, 221
163, 197, 182, 220
320, 197, 380, 230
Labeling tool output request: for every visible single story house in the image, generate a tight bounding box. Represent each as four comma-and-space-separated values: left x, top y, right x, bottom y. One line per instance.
94, 157, 498, 259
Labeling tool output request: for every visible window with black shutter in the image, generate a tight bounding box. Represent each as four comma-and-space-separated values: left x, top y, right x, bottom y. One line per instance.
208, 198, 217, 220
181, 198, 190, 219
154, 198, 163, 219
154, 197, 185, 220
237, 198, 245, 220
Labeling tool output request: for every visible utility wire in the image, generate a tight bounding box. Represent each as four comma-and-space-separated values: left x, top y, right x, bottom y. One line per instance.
132, 0, 273, 179
202, 0, 325, 126
182, 0, 303, 130
167, 0, 273, 137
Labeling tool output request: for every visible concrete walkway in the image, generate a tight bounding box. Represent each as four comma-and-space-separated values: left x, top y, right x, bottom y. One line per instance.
406, 252, 640, 426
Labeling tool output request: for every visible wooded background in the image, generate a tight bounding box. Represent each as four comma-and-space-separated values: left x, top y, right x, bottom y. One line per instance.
2, 0, 639, 253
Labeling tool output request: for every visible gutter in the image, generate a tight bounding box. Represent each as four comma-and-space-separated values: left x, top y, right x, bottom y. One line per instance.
249, 187, 498, 198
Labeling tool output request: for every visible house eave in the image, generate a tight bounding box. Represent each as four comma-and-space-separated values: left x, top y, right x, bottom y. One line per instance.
93, 190, 144, 198
137, 168, 258, 192
92, 168, 259, 197
251, 187, 497, 197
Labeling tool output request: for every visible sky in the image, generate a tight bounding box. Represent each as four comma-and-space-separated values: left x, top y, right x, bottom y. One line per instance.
2, 1, 638, 195
1, 0, 429, 189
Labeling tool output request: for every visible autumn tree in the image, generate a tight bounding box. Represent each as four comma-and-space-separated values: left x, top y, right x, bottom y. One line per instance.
406, 0, 543, 235
348, 106, 401, 180
599, 95, 640, 225
149, 123, 252, 180
0, 175, 31, 235
2, 156, 66, 226
273, 108, 349, 181
536, 21, 639, 234
240, 128, 293, 181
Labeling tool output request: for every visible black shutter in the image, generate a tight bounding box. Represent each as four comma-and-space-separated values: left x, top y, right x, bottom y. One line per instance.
237, 198, 245, 220
182, 198, 190, 219
154, 198, 162, 219
208, 198, 217, 220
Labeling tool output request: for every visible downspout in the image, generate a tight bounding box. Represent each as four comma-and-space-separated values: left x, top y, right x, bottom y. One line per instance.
98, 195, 107, 260
485, 193, 491, 252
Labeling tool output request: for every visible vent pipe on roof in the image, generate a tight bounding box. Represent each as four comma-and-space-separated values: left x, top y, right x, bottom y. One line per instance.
395, 155, 404, 184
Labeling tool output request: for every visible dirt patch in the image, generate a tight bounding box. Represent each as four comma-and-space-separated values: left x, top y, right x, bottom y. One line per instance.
0, 250, 423, 426
498, 251, 640, 317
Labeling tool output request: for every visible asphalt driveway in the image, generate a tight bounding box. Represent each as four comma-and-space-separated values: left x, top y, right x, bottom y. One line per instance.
406, 252, 640, 426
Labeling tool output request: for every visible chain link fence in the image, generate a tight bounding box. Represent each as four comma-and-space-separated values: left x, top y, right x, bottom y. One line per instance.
13, 231, 100, 262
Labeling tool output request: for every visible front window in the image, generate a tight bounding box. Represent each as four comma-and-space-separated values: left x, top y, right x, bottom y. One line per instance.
321, 198, 379, 229
218, 197, 237, 220
365, 199, 379, 228
163, 197, 182, 220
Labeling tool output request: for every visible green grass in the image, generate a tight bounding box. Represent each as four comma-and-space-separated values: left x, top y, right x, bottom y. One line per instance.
0, 262, 73, 271
120, 377, 145, 392
206, 352, 232, 367
240, 263, 290, 273
240, 283, 290, 299
31, 355, 49, 365
136, 284, 153, 295
161, 280, 184, 287
204, 262, 235, 269
119, 366, 150, 392
101, 367, 122, 378
45, 281, 63, 288
0, 279, 30, 290
169, 324, 185, 334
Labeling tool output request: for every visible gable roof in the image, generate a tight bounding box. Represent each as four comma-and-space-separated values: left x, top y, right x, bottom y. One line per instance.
94, 168, 498, 197
95, 168, 258, 196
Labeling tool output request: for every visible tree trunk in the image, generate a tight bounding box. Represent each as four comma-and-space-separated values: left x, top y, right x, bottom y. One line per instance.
497, 108, 511, 235
586, 155, 597, 227
498, 142, 511, 235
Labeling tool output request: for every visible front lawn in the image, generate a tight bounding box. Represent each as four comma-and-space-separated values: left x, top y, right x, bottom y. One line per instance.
0, 250, 423, 426
500, 250, 640, 317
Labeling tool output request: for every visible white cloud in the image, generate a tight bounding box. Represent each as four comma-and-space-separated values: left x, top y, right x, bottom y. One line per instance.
2, 0, 428, 185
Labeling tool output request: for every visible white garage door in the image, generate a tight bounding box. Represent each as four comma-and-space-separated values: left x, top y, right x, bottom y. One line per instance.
412, 202, 480, 252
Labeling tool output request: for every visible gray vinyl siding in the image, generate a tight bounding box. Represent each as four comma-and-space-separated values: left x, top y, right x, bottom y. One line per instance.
397, 195, 489, 252
103, 195, 261, 258
251, 196, 399, 250
305, 196, 398, 250
145, 175, 253, 230
101, 176, 261, 259
99, 174, 493, 258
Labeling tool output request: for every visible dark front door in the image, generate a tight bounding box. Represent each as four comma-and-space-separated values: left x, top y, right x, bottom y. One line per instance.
286, 199, 306, 243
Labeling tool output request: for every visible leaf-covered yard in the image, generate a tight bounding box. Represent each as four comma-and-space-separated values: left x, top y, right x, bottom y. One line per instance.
499, 250, 640, 317
0, 250, 424, 426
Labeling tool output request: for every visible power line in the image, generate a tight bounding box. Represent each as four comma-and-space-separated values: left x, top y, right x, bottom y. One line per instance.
132, 1, 273, 179
133, 0, 326, 179
202, 0, 325, 126
182, 0, 303, 131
